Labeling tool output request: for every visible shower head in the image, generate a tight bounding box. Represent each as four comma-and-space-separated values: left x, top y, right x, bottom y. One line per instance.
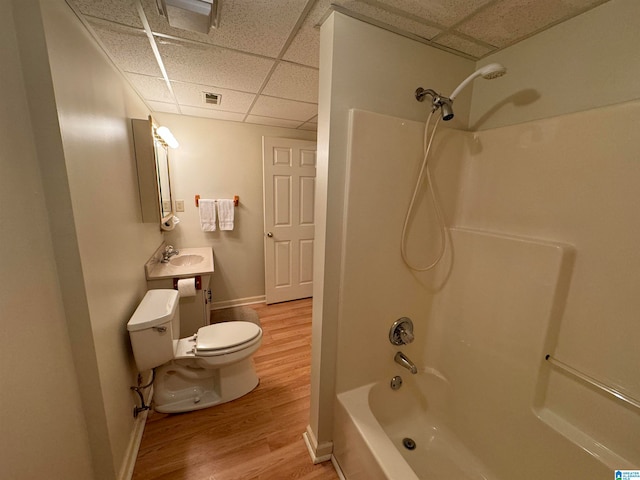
415, 63, 506, 121
449, 63, 507, 100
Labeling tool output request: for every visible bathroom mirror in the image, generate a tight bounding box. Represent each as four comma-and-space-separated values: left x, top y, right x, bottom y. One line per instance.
155, 137, 172, 219
132, 116, 175, 229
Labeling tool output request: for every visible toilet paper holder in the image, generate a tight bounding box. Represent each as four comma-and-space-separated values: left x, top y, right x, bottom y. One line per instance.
173, 276, 201, 290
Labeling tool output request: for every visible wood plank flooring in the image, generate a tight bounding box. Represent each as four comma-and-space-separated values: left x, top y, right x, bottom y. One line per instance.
132, 298, 339, 480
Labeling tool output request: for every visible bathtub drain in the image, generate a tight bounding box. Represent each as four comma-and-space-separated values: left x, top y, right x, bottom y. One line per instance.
402, 437, 416, 450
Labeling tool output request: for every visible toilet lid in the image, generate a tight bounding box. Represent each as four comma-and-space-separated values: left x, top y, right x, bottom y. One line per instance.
195, 321, 261, 352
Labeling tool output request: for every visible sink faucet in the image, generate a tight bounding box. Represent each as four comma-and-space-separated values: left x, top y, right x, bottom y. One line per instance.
161, 245, 180, 263
394, 352, 418, 374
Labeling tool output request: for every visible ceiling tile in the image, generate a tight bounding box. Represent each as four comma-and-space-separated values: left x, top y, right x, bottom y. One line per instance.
179, 106, 246, 122
69, 0, 143, 28
368, 0, 494, 28
303, 0, 333, 27
298, 121, 318, 131
280, 0, 332, 68
147, 101, 180, 114
262, 62, 319, 103
336, 0, 442, 40
157, 38, 275, 92
245, 116, 304, 129
171, 82, 255, 113
456, 0, 593, 47
127, 73, 174, 103
282, 27, 320, 68
140, 0, 308, 58
88, 20, 162, 77
434, 33, 495, 58
251, 95, 317, 122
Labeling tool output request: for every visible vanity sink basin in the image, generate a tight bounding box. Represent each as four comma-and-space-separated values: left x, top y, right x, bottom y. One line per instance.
169, 254, 204, 266
145, 246, 214, 280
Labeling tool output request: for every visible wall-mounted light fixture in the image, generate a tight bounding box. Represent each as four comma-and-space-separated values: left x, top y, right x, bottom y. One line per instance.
156, 126, 179, 149
156, 0, 220, 34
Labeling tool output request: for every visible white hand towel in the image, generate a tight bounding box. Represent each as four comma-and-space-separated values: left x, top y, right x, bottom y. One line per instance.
199, 199, 217, 231
217, 199, 235, 231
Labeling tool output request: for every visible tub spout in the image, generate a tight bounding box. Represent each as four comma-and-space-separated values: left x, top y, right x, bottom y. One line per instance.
394, 352, 417, 374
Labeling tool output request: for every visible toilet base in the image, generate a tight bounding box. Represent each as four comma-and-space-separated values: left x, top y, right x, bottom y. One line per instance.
152, 358, 259, 413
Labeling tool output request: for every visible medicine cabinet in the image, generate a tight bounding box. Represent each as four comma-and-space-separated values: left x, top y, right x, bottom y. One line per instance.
132, 116, 175, 230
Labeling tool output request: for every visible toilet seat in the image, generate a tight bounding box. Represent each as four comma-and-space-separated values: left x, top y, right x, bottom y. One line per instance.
195, 321, 262, 357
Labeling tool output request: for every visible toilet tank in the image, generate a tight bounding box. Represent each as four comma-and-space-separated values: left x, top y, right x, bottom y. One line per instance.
127, 289, 180, 372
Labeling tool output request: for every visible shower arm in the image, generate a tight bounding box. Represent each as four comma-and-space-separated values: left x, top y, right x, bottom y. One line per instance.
415, 87, 452, 112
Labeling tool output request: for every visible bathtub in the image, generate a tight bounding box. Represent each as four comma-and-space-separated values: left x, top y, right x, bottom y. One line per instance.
333, 372, 496, 480
333, 368, 627, 480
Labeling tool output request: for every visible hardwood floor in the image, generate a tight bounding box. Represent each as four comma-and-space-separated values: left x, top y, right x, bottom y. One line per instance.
132, 298, 339, 480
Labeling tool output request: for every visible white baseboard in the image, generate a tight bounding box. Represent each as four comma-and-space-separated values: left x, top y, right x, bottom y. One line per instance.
331, 455, 346, 480
302, 425, 333, 464
118, 385, 153, 480
210, 295, 265, 310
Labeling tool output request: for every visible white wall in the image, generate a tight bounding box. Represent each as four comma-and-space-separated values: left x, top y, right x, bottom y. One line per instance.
311, 11, 474, 448
154, 113, 315, 305
0, 3, 95, 478
470, 0, 640, 130
9, 0, 163, 478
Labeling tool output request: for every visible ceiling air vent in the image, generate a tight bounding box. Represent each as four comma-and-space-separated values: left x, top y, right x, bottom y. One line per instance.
203, 92, 221, 105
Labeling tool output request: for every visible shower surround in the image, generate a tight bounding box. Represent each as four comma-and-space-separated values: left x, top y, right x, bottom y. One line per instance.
331, 106, 640, 479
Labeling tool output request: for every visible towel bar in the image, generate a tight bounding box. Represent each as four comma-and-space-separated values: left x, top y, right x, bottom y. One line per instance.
545, 354, 640, 410
195, 195, 239, 207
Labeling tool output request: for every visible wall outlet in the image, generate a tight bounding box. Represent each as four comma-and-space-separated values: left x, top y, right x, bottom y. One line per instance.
175, 199, 185, 212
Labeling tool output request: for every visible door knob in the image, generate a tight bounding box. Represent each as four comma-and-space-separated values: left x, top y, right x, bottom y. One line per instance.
266, 232, 273, 237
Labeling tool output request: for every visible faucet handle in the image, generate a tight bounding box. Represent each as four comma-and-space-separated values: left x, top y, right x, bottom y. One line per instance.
389, 317, 415, 345
165, 245, 174, 252
399, 326, 414, 344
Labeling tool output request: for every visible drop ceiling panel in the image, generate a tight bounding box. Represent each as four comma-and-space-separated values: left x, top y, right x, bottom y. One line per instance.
245, 116, 304, 129
127, 73, 174, 103
171, 82, 255, 113
372, 0, 494, 28
299, 121, 318, 131
251, 96, 317, 122
71, 0, 143, 28
456, 0, 606, 48
179, 106, 246, 121
88, 20, 162, 76
282, 27, 320, 68
157, 39, 275, 92
147, 100, 180, 114
336, 0, 442, 40
434, 33, 495, 58
262, 62, 319, 104
140, 0, 308, 58
91, 21, 162, 77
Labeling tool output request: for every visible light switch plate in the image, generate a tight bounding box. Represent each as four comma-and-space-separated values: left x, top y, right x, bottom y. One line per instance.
175, 199, 185, 212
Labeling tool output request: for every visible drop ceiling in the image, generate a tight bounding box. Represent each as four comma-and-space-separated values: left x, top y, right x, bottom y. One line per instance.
67, 0, 611, 131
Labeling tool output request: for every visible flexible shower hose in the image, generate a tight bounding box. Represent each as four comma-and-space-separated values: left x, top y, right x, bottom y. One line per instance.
400, 110, 448, 271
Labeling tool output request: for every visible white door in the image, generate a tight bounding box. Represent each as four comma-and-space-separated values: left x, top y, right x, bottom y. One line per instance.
263, 137, 317, 304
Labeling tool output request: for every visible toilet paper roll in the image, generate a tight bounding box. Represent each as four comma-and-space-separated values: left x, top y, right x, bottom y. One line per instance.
177, 277, 197, 297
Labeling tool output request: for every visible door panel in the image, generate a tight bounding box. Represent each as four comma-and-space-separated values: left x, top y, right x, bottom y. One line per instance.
263, 137, 317, 304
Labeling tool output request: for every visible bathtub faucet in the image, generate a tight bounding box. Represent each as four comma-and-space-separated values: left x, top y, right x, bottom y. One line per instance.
394, 352, 417, 374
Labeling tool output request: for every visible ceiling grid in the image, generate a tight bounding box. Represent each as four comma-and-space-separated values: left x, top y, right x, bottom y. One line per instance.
67, 0, 611, 130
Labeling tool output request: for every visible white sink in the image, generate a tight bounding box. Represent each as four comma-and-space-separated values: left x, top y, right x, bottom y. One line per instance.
145, 246, 214, 280
169, 254, 204, 266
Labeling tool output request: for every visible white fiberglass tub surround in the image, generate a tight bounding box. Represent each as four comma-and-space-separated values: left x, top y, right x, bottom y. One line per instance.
334, 225, 634, 480
332, 109, 639, 480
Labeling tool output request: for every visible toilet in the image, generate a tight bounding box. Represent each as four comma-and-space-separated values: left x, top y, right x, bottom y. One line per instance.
127, 289, 262, 413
